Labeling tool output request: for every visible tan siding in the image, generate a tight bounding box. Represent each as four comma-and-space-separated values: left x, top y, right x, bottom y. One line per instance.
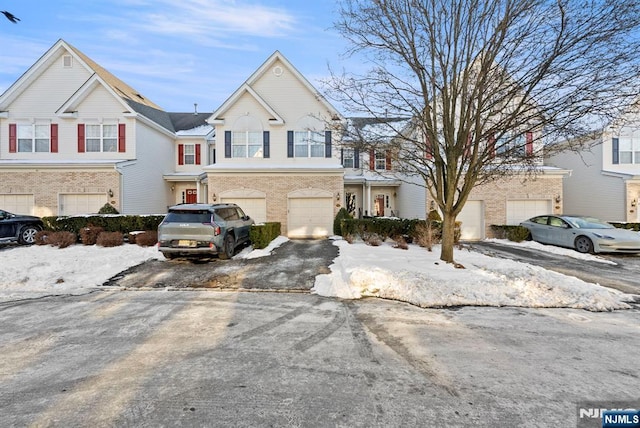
0, 169, 119, 217
207, 173, 343, 234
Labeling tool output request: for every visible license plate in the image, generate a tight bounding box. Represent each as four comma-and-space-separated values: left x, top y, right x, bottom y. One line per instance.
177, 240, 196, 247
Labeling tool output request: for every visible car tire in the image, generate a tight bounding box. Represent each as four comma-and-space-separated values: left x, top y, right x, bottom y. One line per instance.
162, 252, 175, 260
219, 234, 235, 260
18, 226, 39, 245
574, 236, 594, 254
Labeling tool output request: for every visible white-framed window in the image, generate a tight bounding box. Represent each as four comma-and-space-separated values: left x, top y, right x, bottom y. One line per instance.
495, 133, 526, 157
86, 124, 117, 152
183, 144, 195, 165
17, 124, 50, 153
375, 150, 387, 170
294, 130, 325, 158
617, 133, 640, 164
342, 149, 355, 168
232, 131, 262, 158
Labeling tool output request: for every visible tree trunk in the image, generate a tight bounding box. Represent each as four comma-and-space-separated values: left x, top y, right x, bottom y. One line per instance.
439, 210, 457, 263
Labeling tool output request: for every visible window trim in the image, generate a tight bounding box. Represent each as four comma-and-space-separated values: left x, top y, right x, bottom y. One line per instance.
15, 123, 52, 153
84, 123, 119, 153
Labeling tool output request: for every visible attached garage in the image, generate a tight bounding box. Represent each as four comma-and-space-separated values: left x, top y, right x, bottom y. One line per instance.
59, 194, 107, 216
287, 189, 334, 238
506, 200, 552, 225
0, 194, 34, 215
220, 189, 267, 224
458, 200, 484, 240
220, 197, 267, 224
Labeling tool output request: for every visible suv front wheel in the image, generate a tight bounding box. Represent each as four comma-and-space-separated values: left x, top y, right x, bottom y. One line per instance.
18, 225, 40, 245
219, 234, 235, 260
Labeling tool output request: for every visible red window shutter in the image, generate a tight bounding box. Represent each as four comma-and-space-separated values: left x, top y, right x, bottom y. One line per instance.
385, 150, 391, 170
178, 144, 184, 165
77, 124, 85, 153
369, 150, 375, 170
488, 133, 496, 158
50, 124, 58, 153
195, 144, 201, 165
9, 124, 17, 153
118, 123, 126, 152
525, 132, 534, 156
424, 135, 432, 160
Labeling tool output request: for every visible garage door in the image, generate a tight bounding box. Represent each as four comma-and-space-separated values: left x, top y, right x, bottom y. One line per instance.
220, 197, 266, 224
506, 200, 552, 225
59, 194, 107, 216
458, 200, 484, 240
288, 197, 333, 238
0, 194, 34, 215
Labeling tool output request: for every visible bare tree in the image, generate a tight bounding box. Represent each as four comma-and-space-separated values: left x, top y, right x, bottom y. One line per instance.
325, 0, 640, 263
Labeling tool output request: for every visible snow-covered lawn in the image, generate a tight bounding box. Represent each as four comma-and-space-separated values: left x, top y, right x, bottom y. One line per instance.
0, 237, 635, 311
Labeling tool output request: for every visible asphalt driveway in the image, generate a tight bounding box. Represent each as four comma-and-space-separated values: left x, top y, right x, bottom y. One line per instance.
104, 239, 338, 291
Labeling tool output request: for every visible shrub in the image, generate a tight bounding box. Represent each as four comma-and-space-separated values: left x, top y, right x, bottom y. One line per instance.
135, 230, 158, 247
428, 209, 442, 222
47, 231, 77, 248
98, 203, 119, 214
96, 231, 124, 247
490, 225, 531, 242
34, 230, 50, 245
414, 220, 439, 251
80, 225, 104, 245
392, 235, 409, 250
40, 214, 165, 235
334, 207, 352, 235
249, 222, 281, 249
365, 234, 382, 246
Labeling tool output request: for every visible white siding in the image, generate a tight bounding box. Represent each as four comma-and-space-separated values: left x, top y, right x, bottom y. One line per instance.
396, 174, 427, 219
118, 122, 174, 214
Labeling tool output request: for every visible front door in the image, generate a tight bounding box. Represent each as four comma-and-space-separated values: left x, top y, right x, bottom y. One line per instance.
374, 194, 385, 216
186, 189, 197, 204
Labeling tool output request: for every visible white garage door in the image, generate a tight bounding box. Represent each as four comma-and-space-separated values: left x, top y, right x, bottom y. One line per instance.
59, 194, 107, 216
0, 194, 34, 215
458, 200, 484, 241
288, 197, 333, 238
220, 198, 267, 224
506, 200, 552, 225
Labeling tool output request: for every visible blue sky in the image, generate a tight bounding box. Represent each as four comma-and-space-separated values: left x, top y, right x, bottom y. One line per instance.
0, 0, 357, 112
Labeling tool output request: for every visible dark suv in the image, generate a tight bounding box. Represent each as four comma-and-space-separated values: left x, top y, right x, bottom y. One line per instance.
0, 209, 43, 245
157, 203, 254, 260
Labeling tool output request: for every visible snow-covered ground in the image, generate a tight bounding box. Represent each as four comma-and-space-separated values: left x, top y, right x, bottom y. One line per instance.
0, 237, 636, 311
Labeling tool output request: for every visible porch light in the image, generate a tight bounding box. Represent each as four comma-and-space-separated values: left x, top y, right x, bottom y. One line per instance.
632, 199, 637, 207
212, 193, 217, 201
108, 189, 114, 197
336, 192, 340, 200
555, 195, 561, 203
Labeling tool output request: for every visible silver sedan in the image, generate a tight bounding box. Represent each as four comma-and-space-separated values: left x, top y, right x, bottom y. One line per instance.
519, 215, 640, 254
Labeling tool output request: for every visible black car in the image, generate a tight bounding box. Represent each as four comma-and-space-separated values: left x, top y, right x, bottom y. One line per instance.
0, 209, 43, 245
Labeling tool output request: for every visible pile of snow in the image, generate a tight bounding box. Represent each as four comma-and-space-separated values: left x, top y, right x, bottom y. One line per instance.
312, 240, 634, 311
0, 237, 635, 311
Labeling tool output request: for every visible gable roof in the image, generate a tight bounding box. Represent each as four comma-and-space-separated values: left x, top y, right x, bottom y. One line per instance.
0, 39, 174, 132
208, 50, 343, 125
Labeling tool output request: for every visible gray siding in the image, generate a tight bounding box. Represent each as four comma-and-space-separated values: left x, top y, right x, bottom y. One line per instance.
547, 144, 625, 221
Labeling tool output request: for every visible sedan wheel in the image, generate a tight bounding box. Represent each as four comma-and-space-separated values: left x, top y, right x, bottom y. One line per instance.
574, 236, 594, 254
18, 226, 39, 245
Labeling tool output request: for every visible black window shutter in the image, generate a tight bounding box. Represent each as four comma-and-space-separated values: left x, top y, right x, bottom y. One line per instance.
225, 131, 231, 158
340, 148, 344, 164
354, 149, 360, 169
263, 131, 270, 158
612, 137, 619, 164
325, 131, 332, 158
287, 131, 294, 158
